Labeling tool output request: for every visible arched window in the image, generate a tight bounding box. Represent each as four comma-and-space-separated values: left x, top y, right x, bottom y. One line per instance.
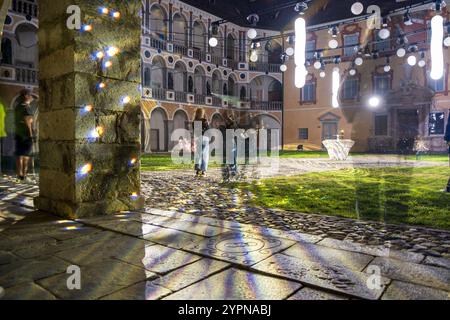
1, 38, 12, 65
226, 34, 235, 60
188, 76, 194, 93
240, 86, 247, 100
143, 67, 151, 86
193, 21, 206, 51
150, 4, 167, 40
173, 13, 187, 46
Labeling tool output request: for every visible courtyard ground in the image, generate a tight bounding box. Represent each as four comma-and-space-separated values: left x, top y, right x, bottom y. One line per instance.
0, 155, 449, 300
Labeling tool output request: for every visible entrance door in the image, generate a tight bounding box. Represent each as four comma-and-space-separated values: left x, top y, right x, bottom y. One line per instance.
150, 129, 160, 152
322, 122, 338, 141
397, 109, 419, 153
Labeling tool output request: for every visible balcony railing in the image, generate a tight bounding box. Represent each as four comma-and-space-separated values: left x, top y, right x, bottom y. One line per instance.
249, 62, 282, 73
250, 101, 283, 111
15, 66, 38, 85
11, 0, 38, 18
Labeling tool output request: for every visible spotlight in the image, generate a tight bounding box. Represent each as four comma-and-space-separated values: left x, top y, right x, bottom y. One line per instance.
407, 55, 417, 66
280, 64, 287, 72
379, 28, 390, 40
313, 60, 322, 70
397, 48, 406, 57
247, 28, 257, 40
328, 39, 339, 49
98, 82, 106, 89
209, 37, 218, 47
250, 50, 258, 62
368, 96, 381, 108
286, 47, 294, 56
329, 26, 339, 38
364, 46, 371, 57
319, 70, 326, 78
351, 2, 364, 15
129, 158, 138, 166
247, 14, 260, 26
106, 46, 119, 57
372, 50, 379, 60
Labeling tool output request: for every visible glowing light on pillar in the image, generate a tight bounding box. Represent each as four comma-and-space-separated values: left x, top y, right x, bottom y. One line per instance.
430, 15, 444, 80
79, 163, 93, 175
106, 46, 119, 57
82, 25, 93, 32
129, 158, 138, 166
294, 17, 306, 88
332, 67, 340, 108
104, 61, 113, 68
83, 104, 93, 112
99, 7, 109, 15
122, 96, 131, 104
131, 192, 139, 199
111, 11, 121, 19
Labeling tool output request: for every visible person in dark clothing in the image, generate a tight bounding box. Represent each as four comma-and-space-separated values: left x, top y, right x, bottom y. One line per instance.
224, 110, 239, 176
193, 108, 210, 176
445, 113, 450, 192
14, 89, 34, 181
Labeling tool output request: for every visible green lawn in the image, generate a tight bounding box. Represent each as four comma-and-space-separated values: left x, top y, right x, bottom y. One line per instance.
235, 167, 450, 230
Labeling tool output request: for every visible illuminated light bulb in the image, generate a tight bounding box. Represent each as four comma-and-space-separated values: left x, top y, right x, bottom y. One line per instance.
396, 48, 406, 57
98, 82, 106, 89
130, 158, 138, 166
131, 192, 139, 199
96, 126, 104, 136
407, 55, 417, 66
319, 71, 326, 78
351, 2, 364, 15
332, 67, 340, 108
355, 57, 363, 66
84, 104, 93, 112
250, 51, 258, 62
112, 11, 121, 19
79, 163, 92, 175
82, 25, 93, 32
328, 39, 339, 49
313, 61, 322, 70
418, 59, 426, 67
100, 7, 109, 15
286, 47, 294, 56
444, 36, 450, 47
104, 61, 113, 68
106, 46, 119, 57
295, 17, 307, 88
280, 64, 287, 72
384, 65, 391, 72
368, 96, 380, 108
95, 51, 104, 59
247, 28, 257, 40
349, 68, 356, 76
430, 15, 444, 80
122, 96, 131, 104
208, 37, 218, 47
378, 28, 390, 40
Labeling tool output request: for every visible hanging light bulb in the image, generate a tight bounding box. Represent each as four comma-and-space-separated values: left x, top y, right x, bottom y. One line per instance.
280, 64, 287, 72
430, 14, 444, 80
209, 37, 218, 47
418, 52, 426, 67
286, 47, 294, 56
294, 17, 307, 88
328, 39, 339, 49
247, 28, 257, 40
407, 55, 417, 66
396, 47, 406, 57
351, 2, 364, 15
384, 57, 391, 72
349, 68, 356, 76
106, 46, 119, 57
355, 57, 364, 66
379, 28, 390, 40
368, 96, 381, 108
313, 60, 322, 70
320, 71, 326, 78
332, 67, 340, 108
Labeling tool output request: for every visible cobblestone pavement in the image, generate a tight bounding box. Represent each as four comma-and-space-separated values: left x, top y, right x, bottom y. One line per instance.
142, 158, 450, 259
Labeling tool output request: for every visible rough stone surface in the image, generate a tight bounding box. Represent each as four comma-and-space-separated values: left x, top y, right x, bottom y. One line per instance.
381, 281, 450, 300
288, 287, 348, 300
101, 282, 172, 300
163, 268, 302, 300
0, 282, 57, 300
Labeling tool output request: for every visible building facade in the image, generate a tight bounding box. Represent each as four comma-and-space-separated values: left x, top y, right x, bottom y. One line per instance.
140, 0, 283, 153
283, 5, 450, 153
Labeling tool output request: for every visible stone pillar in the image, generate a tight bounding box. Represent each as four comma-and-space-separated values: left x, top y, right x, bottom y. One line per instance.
36, 0, 144, 218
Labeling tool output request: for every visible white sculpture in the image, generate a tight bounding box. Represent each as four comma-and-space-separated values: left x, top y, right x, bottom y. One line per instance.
323, 135, 355, 161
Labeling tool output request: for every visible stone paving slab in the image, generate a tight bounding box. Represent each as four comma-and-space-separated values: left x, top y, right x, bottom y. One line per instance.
117, 243, 202, 275
145, 218, 229, 238
152, 258, 230, 292
367, 257, 450, 291
0, 250, 20, 265
141, 226, 206, 249
163, 268, 302, 300
38, 259, 155, 300
100, 281, 172, 300
0, 256, 68, 289
288, 287, 348, 300
423, 256, 450, 270
318, 238, 425, 264
184, 232, 295, 266
0, 282, 57, 300
55, 236, 155, 267
381, 281, 450, 300
251, 253, 389, 300
282, 242, 374, 271
89, 219, 155, 237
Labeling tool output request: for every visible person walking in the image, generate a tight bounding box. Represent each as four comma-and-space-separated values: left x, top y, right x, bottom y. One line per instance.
224, 110, 239, 177
193, 108, 210, 176
14, 89, 34, 182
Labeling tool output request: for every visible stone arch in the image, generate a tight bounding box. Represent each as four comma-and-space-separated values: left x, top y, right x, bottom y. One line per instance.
172, 109, 189, 138
253, 114, 282, 150
150, 55, 166, 88
249, 75, 282, 102
150, 107, 168, 152
149, 2, 168, 40
267, 40, 283, 64
173, 60, 187, 92
228, 73, 238, 97
13, 22, 38, 68
172, 12, 188, 47
211, 112, 225, 129
192, 20, 206, 52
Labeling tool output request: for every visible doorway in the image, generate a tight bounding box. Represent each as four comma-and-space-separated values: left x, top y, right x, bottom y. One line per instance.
397, 109, 419, 153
